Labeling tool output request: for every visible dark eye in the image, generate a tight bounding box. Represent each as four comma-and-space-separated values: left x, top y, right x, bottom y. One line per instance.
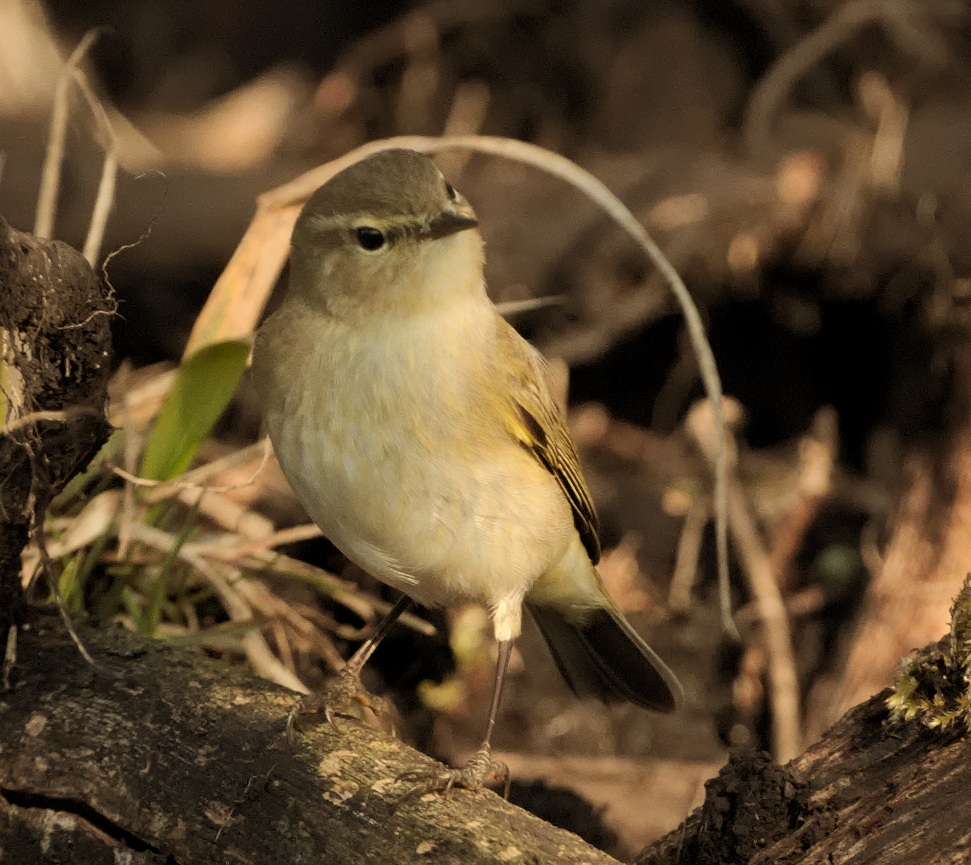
355, 226, 386, 251
444, 180, 457, 200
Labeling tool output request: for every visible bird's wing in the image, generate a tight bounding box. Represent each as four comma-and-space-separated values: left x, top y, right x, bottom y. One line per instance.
496, 318, 601, 564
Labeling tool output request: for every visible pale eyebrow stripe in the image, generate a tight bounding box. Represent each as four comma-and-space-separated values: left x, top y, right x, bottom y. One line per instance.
304, 211, 424, 238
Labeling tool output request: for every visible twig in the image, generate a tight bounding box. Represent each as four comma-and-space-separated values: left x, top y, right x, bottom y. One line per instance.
111, 436, 272, 499
70, 68, 119, 266
857, 71, 908, 192
2, 626, 16, 691
32, 504, 98, 669
743, 0, 893, 161
686, 399, 802, 763
190, 523, 324, 560
495, 295, 566, 317
34, 29, 103, 240
669, 497, 710, 612
767, 408, 838, 592
1, 406, 103, 435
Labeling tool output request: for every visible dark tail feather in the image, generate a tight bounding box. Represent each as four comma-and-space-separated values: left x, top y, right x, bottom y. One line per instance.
527, 602, 683, 713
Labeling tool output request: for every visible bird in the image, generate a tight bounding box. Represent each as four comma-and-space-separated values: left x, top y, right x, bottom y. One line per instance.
250, 148, 683, 791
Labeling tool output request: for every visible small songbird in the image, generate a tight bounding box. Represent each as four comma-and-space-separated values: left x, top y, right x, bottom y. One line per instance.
251, 148, 682, 790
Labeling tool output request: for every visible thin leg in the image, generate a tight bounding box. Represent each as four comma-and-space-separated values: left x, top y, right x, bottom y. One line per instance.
342, 594, 415, 676
481, 639, 513, 749
460, 639, 513, 796
286, 594, 415, 745
405, 639, 513, 796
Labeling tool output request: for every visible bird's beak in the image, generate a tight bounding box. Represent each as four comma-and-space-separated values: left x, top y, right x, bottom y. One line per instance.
425, 211, 479, 240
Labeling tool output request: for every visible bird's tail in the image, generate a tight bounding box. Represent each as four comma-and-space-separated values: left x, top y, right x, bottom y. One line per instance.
527, 601, 683, 713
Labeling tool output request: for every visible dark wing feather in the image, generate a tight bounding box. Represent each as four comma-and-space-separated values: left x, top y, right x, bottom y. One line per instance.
528, 602, 682, 712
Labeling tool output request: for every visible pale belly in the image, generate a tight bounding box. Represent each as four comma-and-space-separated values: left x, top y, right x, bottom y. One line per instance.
272, 403, 574, 611
254, 293, 579, 617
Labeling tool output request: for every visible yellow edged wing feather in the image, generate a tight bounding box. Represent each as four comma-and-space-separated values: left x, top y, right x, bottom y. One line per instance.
496, 318, 601, 564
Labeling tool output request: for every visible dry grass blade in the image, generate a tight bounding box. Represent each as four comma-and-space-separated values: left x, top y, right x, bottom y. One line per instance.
32, 26, 120, 264
181, 204, 297, 359
128, 521, 309, 693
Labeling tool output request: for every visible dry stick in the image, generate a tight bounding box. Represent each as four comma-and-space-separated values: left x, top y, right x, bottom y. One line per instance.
669, 497, 710, 612
70, 68, 120, 266
687, 400, 801, 763
83, 147, 118, 266
190, 524, 325, 560
111, 437, 273, 501
246, 546, 437, 640
767, 413, 837, 592
728, 494, 801, 762
2, 626, 17, 692
34, 29, 103, 241
1, 406, 103, 435
496, 296, 566, 317
858, 71, 908, 192
30, 499, 98, 669
743, 0, 895, 161
249, 134, 736, 639
34, 28, 119, 264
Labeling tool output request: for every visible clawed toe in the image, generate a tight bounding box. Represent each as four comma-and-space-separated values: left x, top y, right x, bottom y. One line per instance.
285, 668, 396, 748
400, 746, 510, 798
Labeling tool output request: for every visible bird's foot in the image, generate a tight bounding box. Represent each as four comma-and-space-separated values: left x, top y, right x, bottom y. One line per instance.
402, 745, 510, 798
286, 666, 394, 747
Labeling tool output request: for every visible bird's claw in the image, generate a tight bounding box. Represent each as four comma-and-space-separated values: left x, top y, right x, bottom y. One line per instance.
400, 745, 510, 798
285, 667, 395, 748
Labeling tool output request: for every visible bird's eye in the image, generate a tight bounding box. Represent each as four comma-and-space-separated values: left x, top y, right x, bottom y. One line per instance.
444, 180, 457, 201
355, 226, 386, 251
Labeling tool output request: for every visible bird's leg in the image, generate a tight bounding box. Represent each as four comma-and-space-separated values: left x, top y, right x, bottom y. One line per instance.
286, 594, 414, 745
408, 639, 513, 796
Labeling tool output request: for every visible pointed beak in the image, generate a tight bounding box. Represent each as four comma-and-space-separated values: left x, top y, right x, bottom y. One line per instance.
425, 211, 479, 240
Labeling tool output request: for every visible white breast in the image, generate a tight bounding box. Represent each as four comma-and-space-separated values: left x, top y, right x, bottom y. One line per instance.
262, 297, 573, 613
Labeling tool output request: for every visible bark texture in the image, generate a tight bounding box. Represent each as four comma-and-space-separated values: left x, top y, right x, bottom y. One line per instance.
0, 618, 621, 865
641, 648, 971, 865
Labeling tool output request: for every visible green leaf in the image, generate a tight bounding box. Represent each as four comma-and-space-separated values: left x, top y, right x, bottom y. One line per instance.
121, 585, 147, 633
144, 496, 201, 635
140, 339, 251, 481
